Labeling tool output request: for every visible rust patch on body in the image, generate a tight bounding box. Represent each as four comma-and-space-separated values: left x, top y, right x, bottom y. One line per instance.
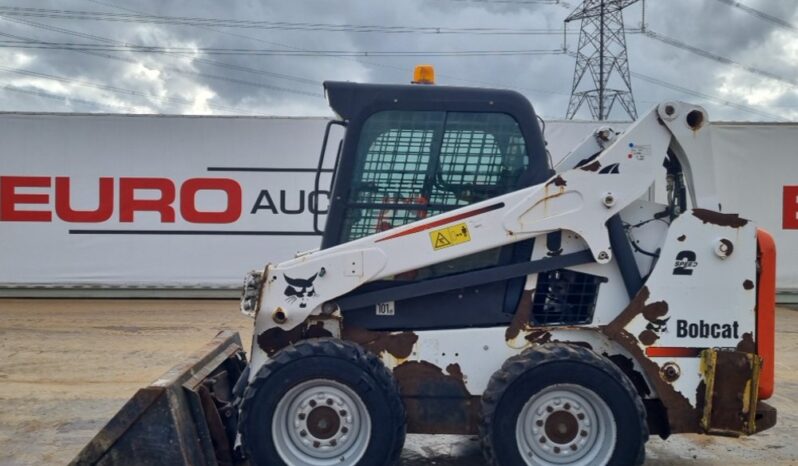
525, 329, 551, 345
306, 321, 334, 339
602, 287, 698, 433
704, 351, 755, 434
606, 353, 651, 397
257, 321, 333, 356
743, 279, 754, 290
580, 160, 602, 172
446, 363, 464, 383
341, 326, 418, 359
677, 234, 686, 242
604, 287, 650, 337
695, 380, 707, 421
692, 209, 748, 228
393, 361, 477, 434
736, 332, 756, 353
564, 340, 593, 350
257, 325, 304, 356
547, 175, 567, 187
607, 329, 699, 433
505, 291, 533, 340
638, 330, 658, 346
719, 239, 734, 257
642, 301, 668, 322
604, 286, 669, 343
394, 361, 457, 394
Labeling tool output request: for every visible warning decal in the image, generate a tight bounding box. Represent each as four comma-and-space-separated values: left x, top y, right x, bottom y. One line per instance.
429, 222, 471, 250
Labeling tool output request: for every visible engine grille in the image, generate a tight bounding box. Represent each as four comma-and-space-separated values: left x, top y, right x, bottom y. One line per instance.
531, 269, 605, 325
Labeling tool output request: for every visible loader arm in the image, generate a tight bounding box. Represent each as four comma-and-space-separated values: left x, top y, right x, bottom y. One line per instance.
246, 101, 717, 375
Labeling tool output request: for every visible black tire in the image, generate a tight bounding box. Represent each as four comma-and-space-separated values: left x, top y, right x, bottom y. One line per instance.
239, 338, 406, 466
480, 343, 648, 466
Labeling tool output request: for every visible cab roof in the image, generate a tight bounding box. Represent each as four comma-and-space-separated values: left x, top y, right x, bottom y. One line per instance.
323, 81, 540, 123
321, 80, 552, 193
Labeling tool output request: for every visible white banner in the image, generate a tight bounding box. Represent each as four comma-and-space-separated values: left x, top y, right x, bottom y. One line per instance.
0, 113, 796, 291
711, 123, 798, 291
0, 114, 338, 288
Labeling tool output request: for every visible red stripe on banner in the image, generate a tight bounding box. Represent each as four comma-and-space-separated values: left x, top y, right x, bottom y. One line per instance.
645, 347, 704, 358
375, 202, 504, 243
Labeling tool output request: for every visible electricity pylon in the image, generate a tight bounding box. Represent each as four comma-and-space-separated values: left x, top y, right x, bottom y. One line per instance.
565, 0, 640, 120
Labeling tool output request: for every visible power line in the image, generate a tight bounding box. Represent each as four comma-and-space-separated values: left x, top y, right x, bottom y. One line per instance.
3, 15, 321, 87
83, 0, 573, 100
560, 49, 786, 121
0, 13, 562, 112
713, 0, 797, 31
63, 0, 571, 114
4, 0, 576, 117
429, 0, 578, 11
432, 0, 576, 6
0, 6, 573, 35
0, 40, 568, 57
1, 2, 782, 121
0, 83, 141, 112
434, 0, 561, 4
631, 71, 788, 121
0, 18, 326, 113
0, 65, 269, 115
73, 0, 785, 121
564, 0, 640, 21
83, 0, 562, 113
643, 29, 798, 89
0, 28, 324, 99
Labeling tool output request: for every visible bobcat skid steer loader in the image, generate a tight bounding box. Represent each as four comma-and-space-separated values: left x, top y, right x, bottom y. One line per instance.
74, 66, 777, 466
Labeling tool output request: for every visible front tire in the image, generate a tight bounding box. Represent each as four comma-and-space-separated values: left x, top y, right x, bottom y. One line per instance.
480, 343, 648, 466
239, 338, 406, 466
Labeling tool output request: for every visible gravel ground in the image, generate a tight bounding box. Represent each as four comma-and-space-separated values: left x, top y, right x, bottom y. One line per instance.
0, 298, 795, 465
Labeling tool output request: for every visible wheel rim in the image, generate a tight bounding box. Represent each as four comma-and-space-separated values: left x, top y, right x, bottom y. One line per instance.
272, 379, 371, 465
515, 383, 616, 466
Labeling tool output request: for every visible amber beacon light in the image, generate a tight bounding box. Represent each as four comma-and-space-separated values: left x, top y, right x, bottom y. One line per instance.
412, 65, 435, 84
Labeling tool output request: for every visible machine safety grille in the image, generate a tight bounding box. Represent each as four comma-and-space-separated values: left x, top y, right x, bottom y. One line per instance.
531, 269, 604, 325
342, 111, 527, 242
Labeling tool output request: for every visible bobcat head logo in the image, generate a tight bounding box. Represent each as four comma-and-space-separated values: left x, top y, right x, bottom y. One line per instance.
283, 273, 318, 309
646, 316, 670, 334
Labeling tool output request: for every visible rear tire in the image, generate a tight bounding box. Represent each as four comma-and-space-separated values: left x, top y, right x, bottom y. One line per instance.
480, 343, 648, 466
239, 338, 406, 466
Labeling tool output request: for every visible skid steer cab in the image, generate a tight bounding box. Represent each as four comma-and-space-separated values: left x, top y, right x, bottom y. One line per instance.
73, 66, 776, 466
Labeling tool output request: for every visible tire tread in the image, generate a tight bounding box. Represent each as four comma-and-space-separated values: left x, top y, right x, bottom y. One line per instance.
239, 337, 406, 466
479, 343, 649, 466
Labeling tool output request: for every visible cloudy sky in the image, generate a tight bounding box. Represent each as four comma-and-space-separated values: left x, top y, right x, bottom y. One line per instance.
0, 0, 795, 121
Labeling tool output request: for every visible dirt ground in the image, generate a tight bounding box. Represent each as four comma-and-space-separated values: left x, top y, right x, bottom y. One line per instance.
0, 299, 796, 466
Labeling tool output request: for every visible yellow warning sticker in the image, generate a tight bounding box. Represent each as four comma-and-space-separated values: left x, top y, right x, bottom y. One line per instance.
429, 222, 471, 250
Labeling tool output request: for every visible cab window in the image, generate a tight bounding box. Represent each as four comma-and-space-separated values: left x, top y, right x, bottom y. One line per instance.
341, 110, 528, 243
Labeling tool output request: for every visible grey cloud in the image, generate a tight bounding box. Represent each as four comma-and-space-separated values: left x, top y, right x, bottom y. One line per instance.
0, 0, 795, 121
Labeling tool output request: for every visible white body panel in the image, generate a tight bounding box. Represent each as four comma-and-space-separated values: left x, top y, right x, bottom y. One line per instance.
399, 326, 651, 398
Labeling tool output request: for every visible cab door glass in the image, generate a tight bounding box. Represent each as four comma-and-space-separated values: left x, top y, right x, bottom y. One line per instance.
341, 110, 529, 277
431, 112, 528, 208
342, 111, 445, 242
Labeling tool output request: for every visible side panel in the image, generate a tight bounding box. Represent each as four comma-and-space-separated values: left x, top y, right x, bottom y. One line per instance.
605, 210, 758, 433
351, 326, 655, 435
